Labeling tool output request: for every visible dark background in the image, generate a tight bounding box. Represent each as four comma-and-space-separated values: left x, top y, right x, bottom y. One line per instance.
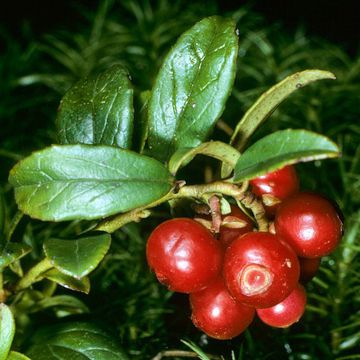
1, 0, 359, 54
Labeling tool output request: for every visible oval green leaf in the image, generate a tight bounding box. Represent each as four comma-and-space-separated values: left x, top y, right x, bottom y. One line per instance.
0, 304, 15, 360
57, 66, 134, 149
148, 16, 238, 162
0, 243, 32, 271
44, 234, 111, 279
26, 322, 129, 360
7, 351, 31, 360
230, 70, 336, 150
233, 129, 340, 182
44, 269, 90, 294
9, 145, 174, 221
168, 141, 240, 175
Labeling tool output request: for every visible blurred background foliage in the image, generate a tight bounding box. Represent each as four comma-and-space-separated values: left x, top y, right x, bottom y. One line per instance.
0, 0, 359, 359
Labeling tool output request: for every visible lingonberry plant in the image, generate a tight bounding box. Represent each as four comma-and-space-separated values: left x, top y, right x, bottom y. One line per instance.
0, 14, 344, 358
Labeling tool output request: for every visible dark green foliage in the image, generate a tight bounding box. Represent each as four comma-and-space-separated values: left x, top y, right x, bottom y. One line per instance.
26, 322, 129, 359
147, 16, 238, 161
0, 1, 359, 359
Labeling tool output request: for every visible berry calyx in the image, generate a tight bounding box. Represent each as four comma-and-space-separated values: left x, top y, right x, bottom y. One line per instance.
146, 218, 223, 293
250, 165, 299, 217
190, 278, 255, 340
256, 283, 307, 328
299, 257, 321, 283
275, 192, 343, 258
223, 232, 300, 308
219, 205, 253, 247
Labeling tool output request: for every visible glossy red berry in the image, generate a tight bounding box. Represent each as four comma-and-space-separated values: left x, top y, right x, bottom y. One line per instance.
299, 257, 321, 283
250, 165, 299, 216
146, 218, 223, 293
223, 232, 300, 308
256, 283, 307, 328
190, 278, 255, 340
275, 192, 343, 258
219, 205, 253, 248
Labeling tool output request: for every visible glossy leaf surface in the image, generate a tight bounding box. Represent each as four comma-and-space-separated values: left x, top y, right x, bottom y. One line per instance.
44, 269, 90, 294
148, 16, 238, 161
9, 145, 174, 221
234, 129, 340, 182
44, 234, 111, 278
26, 322, 128, 360
57, 66, 133, 148
0, 304, 15, 360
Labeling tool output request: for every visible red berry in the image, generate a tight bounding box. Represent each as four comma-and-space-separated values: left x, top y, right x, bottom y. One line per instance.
275, 192, 343, 258
146, 218, 223, 293
219, 205, 253, 248
256, 283, 307, 328
190, 278, 255, 339
299, 257, 321, 283
223, 232, 300, 308
250, 165, 299, 217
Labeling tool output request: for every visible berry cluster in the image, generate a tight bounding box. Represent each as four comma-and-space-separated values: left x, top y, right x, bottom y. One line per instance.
146, 166, 343, 340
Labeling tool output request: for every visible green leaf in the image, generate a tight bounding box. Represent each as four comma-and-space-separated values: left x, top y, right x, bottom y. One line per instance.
44, 234, 111, 279
0, 304, 15, 360
168, 141, 240, 175
233, 129, 340, 182
27, 295, 89, 315
56, 66, 133, 149
0, 243, 32, 271
44, 269, 90, 294
9, 145, 174, 221
148, 16, 238, 162
6, 352, 31, 360
26, 322, 129, 360
230, 70, 336, 150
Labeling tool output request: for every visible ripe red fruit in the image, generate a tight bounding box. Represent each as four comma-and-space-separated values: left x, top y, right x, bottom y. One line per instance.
275, 192, 343, 258
250, 165, 299, 216
219, 205, 253, 248
190, 278, 255, 340
299, 257, 321, 283
146, 218, 223, 293
223, 232, 300, 308
256, 283, 307, 328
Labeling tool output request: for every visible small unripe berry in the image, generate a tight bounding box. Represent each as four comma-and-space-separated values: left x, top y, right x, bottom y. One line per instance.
257, 284, 307, 328
190, 278, 255, 339
275, 192, 343, 258
223, 232, 300, 308
146, 218, 223, 293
